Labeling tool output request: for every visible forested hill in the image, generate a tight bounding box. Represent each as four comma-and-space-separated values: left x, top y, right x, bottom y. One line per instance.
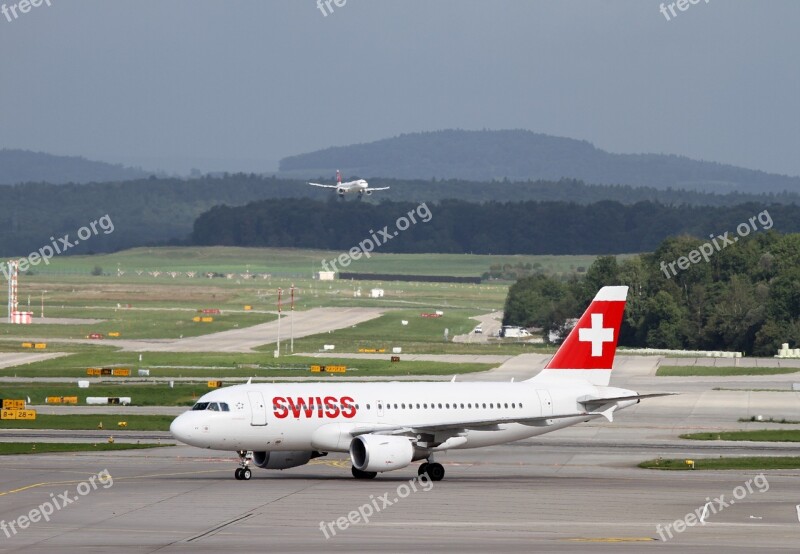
2, 174, 797, 258
279, 130, 800, 194
0, 149, 150, 185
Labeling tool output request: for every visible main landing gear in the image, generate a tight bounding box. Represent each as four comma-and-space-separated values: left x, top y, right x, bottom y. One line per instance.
351, 466, 378, 479
418, 456, 445, 482
234, 450, 252, 481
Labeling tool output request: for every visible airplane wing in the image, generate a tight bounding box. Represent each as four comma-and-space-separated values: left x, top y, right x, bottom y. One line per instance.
307, 182, 337, 188
364, 187, 390, 192
349, 412, 598, 438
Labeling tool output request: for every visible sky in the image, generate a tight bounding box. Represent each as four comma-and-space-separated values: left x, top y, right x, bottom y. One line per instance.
1, 0, 798, 176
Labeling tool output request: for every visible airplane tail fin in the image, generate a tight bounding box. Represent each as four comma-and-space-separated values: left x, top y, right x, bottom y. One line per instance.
336, 170, 342, 184
530, 286, 628, 386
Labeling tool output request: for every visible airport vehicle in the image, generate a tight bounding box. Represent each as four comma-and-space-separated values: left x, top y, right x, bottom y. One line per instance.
170, 286, 669, 481
307, 170, 390, 198
473, 325, 483, 334
501, 325, 531, 338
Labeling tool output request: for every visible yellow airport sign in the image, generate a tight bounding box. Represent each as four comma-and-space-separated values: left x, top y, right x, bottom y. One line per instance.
2, 399, 25, 410
21, 342, 33, 348
208, 381, 222, 388
34, 343, 47, 349
1, 409, 36, 420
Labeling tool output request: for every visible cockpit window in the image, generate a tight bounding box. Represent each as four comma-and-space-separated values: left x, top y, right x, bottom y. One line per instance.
191, 402, 230, 411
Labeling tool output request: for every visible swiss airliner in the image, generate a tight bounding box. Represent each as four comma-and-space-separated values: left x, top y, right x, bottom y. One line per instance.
170, 286, 669, 481
307, 170, 389, 198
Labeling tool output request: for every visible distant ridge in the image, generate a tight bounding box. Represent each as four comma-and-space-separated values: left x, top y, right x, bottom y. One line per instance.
279, 129, 800, 194
0, 149, 151, 185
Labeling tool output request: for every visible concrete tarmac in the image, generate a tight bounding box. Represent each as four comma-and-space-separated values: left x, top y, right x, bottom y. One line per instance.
0, 437, 798, 553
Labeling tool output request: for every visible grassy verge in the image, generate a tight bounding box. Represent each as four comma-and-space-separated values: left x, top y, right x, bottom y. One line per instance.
656, 365, 800, 377
681, 430, 800, 442
0, 414, 173, 431
0, 443, 172, 455
0, 352, 495, 378
738, 416, 800, 424
639, 457, 800, 470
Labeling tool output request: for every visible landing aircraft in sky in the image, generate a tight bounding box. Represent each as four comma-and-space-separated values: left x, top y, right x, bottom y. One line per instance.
307, 170, 389, 198
170, 286, 670, 481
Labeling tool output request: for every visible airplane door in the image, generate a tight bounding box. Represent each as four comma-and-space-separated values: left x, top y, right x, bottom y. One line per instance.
248, 391, 268, 426
536, 390, 553, 417
377, 400, 384, 417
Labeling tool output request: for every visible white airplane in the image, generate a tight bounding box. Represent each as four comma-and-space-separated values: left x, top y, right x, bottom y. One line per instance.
170, 286, 670, 481
307, 170, 389, 198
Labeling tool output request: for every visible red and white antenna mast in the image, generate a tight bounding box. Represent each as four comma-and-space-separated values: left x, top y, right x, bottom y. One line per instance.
7, 260, 19, 323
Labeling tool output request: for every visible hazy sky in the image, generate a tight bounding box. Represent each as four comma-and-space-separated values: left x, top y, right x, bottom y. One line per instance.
1, 1, 798, 176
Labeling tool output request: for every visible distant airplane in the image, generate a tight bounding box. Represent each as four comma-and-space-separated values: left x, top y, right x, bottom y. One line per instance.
170, 286, 673, 482
307, 170, 389, 198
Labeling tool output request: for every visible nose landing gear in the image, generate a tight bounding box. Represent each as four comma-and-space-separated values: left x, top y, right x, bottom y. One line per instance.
234, 450, 252, 481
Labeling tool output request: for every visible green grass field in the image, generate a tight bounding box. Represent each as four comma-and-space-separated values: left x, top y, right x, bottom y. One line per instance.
639, 457, 800, 470
0, 414, 173, 431
19, 246, 603, 278
681, 430, 800, 442
656, 365, 800, 377
0, 443, 171, 455
0, 352, 494, 379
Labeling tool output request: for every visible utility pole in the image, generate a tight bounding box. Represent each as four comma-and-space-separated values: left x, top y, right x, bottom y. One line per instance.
276, 288, 283, 357
290, 284, 296, 353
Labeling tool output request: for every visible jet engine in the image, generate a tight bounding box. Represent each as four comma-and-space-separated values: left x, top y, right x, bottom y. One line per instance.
337, 188, 345, 196
252, 450, 325, 470
350, 434, 414, 472
365, 189, 373, 195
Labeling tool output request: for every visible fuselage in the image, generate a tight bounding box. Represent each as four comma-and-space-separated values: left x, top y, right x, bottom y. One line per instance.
337, 179, 369, 194
170, 380, 637, 452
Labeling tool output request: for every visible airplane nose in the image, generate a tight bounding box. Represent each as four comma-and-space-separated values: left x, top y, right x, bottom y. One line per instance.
170, 414, 192, 443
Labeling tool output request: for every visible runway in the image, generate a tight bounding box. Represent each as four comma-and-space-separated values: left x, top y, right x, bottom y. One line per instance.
0, 437, 798, 553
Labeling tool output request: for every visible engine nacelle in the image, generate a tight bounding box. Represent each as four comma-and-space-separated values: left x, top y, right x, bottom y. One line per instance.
350, 434, 414, 472
337, 188, 345, 196
252, 450, 324, 470
365, 189, 373, 196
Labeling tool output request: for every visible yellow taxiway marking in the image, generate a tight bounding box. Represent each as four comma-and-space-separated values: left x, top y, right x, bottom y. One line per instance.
566, 537, 656, 543
0, 468, 227, 497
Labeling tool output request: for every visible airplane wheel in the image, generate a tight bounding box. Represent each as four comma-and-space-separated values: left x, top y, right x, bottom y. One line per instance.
241, 468, 252, 481
234, 468, 243, 480
417, 463, 429, 476
426, 463, 445, 481
351, 466, 377, 480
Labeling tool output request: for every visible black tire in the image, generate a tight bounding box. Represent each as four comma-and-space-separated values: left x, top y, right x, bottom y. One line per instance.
417, 463, 429, 476
351, 466, 378, 479
234, 468, 243, 480
242, 468, 252, 481
427, 463, 445, 481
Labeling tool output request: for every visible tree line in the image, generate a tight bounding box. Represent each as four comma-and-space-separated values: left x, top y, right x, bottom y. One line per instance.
503, 232, 800, 356
192, 198, 800, 256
